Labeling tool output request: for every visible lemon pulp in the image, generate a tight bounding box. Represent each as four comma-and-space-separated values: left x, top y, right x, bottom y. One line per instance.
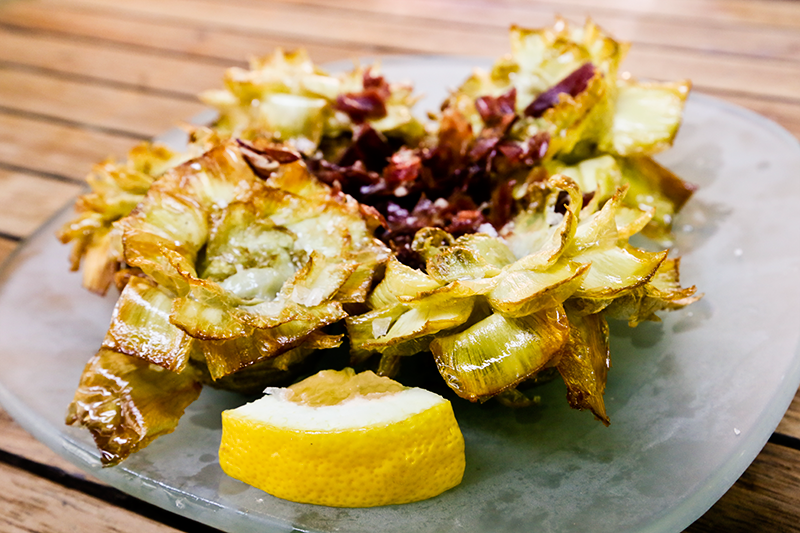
219, 368, 465, 507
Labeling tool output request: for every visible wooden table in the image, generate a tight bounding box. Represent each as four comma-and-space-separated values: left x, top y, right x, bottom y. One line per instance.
1, 0, 799, 531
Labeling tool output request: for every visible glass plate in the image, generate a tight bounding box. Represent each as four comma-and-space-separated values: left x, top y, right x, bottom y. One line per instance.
1, 57, 800, 533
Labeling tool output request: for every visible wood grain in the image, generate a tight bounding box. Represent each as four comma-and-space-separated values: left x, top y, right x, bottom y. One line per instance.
687, 443, 800, 532
0, 67, 205, 138
0, 461, 179, 533
0, 113, 140, 181
0, 169, 80, 238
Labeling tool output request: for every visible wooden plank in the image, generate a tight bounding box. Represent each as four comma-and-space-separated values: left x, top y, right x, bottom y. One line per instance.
688, 443, 800, 532
247, 0, 800, 62
713, 92, 800, 140
523, 0, 800, 30
0, 169, 81, 238
34, 0, 800, 102
0, 114, 140, 181
0, 26, 224, 99
777, 389, 800, 440
0, 460, 179, 533
0, 238, 17, 264
0, 408, 95, 480
0, 67, 205, 139
0, 1, 378, 63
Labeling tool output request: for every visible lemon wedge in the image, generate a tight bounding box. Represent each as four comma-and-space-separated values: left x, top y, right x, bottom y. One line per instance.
219, 368, 465, 507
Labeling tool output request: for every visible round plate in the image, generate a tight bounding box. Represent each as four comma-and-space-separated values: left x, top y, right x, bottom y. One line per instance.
1, 57, 800, 533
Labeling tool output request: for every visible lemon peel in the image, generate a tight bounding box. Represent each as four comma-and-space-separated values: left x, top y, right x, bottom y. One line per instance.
219, 368, 465, 507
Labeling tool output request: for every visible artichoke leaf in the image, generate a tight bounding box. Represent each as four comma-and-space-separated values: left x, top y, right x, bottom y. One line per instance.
574, 245, 667, 299
425, 233, 516, 284
431, 306, 569, 401
170, 296, 250, 340
488, 260, 591, 317
504, 175, 582, 267
66, 348, 201, 466
202, 301, 345, 380
367, 257, 441, 309
102, 277, 193, 372
617, 155, 697, 243
603, 257, 701, 326
601, 79, 691, 157
363, 293, 475, 350
556, 311, 610, 424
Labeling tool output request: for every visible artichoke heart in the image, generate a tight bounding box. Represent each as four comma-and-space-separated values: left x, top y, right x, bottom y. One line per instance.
108, 139, 388, 381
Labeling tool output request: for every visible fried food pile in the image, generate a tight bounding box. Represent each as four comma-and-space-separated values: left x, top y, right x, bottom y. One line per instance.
61, 18, 700, 465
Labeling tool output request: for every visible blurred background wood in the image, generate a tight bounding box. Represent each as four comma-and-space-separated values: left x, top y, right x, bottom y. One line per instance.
1, 0, 799, 530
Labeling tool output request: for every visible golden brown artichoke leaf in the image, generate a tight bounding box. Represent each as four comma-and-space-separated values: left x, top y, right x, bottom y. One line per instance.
103, 277, 193, 372
602, 257, 701, 326
66, 348, 201, 466
431, 306, 569, 402
556, 311, 610, 425
367, 257, 442, 309
617, 156, 697, 243
201, 301, 346, 380
425, 233, 517, 284
574, 245, 667, 299
503, 175, 581, 266
58, 142, 198, 295
488, 260, 591, 317
600, 79, 690, 157
353, 292, 476, 353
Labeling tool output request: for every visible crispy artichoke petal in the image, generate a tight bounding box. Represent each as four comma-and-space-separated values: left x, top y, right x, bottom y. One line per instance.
504, 175, 581, 266
367, 257, 441, 308
431, 306, 569, 401
488, 260, 591, 317
66, 347, 201, 466
574, 245, 668, 299
556, 311, 610, 424
102, 277, 193, 372
617, 155, 697, 242
601, 79, 691, 156
201, 301, 346, 380
603, 257, 701, 326
425, 233, 516, 284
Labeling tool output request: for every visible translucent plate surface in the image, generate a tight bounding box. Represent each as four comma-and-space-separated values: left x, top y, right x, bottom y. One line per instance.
1, 57, 800, 533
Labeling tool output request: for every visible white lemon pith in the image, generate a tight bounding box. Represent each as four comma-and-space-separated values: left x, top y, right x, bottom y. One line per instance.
219, 368, 466, 507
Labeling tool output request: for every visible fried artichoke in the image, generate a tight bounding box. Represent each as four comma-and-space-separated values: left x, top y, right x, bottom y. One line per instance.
65, 18, 702, 465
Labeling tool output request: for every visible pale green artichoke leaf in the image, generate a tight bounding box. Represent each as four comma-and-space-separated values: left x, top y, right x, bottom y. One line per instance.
66, 348, 202, 466
556, 311, 610, 425
488, 260, 591, 317
602, 257, 701, 326
601, 79, 690, 156
410, 227, 456, 263
259, 93, 328, 154
431, 306, 569, 402
545, 155, 623, 216
346, 304, 409, 352
362, 293, 476, 350
574, 245, 667, 299
281, 252, 358, 307
102, 277, 193, 372
539, 67, 611, 158
170, 296, 250, 341
615, 205, 654, 240
567, 185, 626, 255
504, 175, 581, 267
617, 155, 697, 243
425, 233, 516, 285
